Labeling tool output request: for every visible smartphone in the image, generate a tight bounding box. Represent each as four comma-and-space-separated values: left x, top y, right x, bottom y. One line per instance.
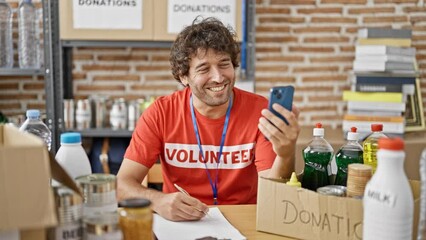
268, 86, 294, 125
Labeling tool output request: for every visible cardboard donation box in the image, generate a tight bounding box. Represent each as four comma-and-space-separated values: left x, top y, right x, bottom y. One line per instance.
256, 177, 420, 240
0, 124, 81, 239
60, 0, 154, 40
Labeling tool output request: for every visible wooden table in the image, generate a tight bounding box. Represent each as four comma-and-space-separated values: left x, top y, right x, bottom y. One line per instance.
218, 205, 294, 240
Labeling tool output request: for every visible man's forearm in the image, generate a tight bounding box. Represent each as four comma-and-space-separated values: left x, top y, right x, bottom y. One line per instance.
267, 149, 295, 179
117, 177, 166, 212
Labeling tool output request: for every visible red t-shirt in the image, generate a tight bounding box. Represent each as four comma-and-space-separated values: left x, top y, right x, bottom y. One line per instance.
124, 87, 276, 205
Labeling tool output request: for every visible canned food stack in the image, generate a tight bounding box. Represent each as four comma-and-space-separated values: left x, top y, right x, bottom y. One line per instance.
75, 99, 92, 130
128, 99, 145, 131
48, 185, 84, 240
65, 96, 152, 131
91, 95, 109, 129
75, 174, 122, 239
346, 163, 373, 198
64, 99, 75, 129
75, 174, 118, 217
84, 212, 122, 240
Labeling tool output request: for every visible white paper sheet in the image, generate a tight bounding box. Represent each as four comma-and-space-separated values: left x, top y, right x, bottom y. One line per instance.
153, 207, 246, 240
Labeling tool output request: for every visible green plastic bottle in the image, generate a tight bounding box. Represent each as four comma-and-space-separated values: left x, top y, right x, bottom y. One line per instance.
334, 127, 364, 186
301, 123, 334, 191
363, 124, 387, 173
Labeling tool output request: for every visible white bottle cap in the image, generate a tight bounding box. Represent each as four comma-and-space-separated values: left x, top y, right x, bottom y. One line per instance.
313, 123, 324, 137
347, 127, 359, 141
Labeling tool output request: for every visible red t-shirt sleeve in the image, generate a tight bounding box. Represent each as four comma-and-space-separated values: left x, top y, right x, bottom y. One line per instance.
253, 128, 276, 172
124, 101, 163, 168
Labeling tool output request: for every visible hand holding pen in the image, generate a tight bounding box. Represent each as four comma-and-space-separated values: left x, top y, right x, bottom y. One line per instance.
174, 183, 209, 217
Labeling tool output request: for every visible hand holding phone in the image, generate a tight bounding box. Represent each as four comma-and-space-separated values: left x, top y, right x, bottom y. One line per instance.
268, 86, 294, 125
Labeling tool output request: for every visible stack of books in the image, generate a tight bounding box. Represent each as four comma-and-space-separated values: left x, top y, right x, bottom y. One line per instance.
343, 27, 418, 136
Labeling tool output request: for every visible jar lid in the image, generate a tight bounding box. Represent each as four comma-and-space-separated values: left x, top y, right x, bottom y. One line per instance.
119, 198, 151, 208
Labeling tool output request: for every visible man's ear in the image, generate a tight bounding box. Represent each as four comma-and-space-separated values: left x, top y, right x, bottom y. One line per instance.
180, 76, 189, 86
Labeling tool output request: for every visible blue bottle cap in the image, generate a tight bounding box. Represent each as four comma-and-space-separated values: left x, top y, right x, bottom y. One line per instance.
26, 109, 40, 118
60, 132, 82, 144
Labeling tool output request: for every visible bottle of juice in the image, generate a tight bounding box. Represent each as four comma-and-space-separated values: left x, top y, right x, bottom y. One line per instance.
301, 123, 334, 191
363, 123, 387, 173
334, 127, 363, 186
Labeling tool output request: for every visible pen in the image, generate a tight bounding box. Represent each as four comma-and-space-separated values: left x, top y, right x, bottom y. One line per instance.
174, 183, 209, 216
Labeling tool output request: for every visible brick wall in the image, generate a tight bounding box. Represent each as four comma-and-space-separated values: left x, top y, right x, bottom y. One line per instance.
1, 0, 425, 129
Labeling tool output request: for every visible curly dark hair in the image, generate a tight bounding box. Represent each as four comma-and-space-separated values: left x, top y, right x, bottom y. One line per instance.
170, 17, 240, 85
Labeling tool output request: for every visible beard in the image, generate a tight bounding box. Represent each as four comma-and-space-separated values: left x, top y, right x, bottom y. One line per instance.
191, 80, 235, 107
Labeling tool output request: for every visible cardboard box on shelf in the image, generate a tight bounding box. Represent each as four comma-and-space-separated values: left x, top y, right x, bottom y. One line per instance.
0, 124, 81, 239
256, 177, 420, 240
59, 0, 154, 40
153, 0, 243, 41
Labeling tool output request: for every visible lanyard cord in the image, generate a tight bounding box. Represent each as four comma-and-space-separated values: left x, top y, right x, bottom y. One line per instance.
190, 94, 233, 205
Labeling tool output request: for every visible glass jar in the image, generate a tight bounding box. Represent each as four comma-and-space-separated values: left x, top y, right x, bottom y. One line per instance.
118, 198, 153, 240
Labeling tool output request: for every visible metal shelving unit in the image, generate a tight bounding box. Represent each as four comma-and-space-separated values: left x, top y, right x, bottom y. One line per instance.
43, 0, 63, 152
58, 0, 256, 140
68, 128, 133, 138
0, 0, 61, 152
0, 68, 43, 76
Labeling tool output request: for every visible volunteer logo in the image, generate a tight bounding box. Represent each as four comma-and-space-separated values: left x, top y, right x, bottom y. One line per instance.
164, 143, 255, 169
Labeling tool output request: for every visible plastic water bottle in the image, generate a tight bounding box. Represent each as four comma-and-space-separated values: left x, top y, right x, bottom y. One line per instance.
19, 109, 52, 151
363, 138, 413, 240
0, 0, 13, 68
55, 132, 92, 181
334, 127, 363, 186
363, 123, 387, 173
301, 123, 334, 191
18, 0, 40, 69
417, 149, 426, 240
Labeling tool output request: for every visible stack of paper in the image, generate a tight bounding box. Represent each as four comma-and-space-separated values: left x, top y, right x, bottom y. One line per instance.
153, 207, 246, 240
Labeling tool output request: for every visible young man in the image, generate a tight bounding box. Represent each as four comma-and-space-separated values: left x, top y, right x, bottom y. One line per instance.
117, 17, 300, 222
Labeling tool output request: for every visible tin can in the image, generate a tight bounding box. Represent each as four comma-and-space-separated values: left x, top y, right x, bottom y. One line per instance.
110, 98, 127, 130
118, 198, 153, 240
48, 185, 83, 240
127, 99, 144, 131
90, 96, 109, 128
317, 185, 346, 197
64, 99, 75, 129
347, 163, 373, 198
84, 212, 122, 240
75, 99, 92, 130
75, 174, 118, 217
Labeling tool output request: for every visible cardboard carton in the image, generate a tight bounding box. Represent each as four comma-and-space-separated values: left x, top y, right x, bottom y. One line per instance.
153, 0, 243, 41
256, 177, 420, 240
0, 124, 81, 238
59, 0, 154, 40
